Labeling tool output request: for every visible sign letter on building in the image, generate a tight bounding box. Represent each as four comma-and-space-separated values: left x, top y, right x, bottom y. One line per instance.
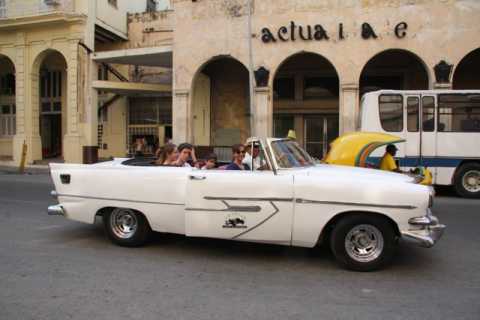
261, 21, 407, 43
361, 23, 378, 39
395, 22, 408, 38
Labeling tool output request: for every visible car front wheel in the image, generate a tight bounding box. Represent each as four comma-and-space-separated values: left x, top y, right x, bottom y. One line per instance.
104, 208, 151, 247
330, 215, 397, 272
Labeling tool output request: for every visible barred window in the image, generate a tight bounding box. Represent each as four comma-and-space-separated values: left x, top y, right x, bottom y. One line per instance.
379, 94, 403, 132
0, 0, 6, 18
0, 104, 16, 136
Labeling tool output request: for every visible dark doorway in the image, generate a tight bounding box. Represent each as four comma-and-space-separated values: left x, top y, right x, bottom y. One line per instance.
40, 114, 61, 158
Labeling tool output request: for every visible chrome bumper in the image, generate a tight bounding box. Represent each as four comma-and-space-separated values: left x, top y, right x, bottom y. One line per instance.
47, 204, 65, 216
401, 210, 445, 248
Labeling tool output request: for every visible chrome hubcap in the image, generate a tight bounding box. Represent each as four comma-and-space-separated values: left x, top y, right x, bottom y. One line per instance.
110, 208, 138, 239
345, 224, 384, 263
462, 170, 480, 193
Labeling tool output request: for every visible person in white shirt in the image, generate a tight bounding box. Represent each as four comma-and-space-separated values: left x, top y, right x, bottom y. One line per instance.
242, 143, 265, 170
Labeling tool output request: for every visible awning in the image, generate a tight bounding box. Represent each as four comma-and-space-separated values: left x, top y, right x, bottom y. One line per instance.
92, 80, 171, 95
93, 46, 172, 68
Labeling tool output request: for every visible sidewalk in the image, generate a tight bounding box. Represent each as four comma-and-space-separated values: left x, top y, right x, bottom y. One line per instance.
0, 163, 50, 175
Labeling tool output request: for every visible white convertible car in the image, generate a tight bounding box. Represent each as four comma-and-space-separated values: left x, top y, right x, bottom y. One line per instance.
48, 138, 445, 271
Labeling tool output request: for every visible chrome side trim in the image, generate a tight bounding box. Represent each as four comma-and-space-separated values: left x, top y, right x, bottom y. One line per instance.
204, 196, 293, 202
47, 204, 65, 216
295, 198, 417, 210
189, 197, 283, 240
232, 201, 280, 240
55, 193, 184, 206
186, 200, 261, 213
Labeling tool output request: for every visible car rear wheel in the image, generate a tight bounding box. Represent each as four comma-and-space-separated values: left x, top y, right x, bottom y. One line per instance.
454, 163, 480, 199
104, 208, 151, 247
330, 214, 397, 271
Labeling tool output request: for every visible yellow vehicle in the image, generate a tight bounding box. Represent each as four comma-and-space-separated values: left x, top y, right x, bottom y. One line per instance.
324, 132, 432, 185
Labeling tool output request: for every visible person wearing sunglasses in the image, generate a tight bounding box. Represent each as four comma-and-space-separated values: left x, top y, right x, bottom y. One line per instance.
225, 144, 250, 170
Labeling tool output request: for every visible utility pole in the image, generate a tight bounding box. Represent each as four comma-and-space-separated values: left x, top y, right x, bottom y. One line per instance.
247, 0, 255, 137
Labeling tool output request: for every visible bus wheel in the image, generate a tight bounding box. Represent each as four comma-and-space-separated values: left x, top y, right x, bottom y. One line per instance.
454, 163, 480, 198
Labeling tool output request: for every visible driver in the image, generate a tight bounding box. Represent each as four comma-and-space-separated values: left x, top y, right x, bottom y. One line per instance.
242, 143, 266, 170
379, 144, 401, 172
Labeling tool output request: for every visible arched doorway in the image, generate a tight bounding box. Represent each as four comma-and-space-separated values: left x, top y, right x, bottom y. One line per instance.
273, 52, 339, 159
359, 49, 429, 95
0, 55, 15, 158
453, 48, 480, 89
191, 57, 250, 159
36, 50, 67, 160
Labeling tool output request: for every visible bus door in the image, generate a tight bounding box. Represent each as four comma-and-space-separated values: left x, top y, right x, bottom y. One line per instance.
404, 95, 422, 170
420, 95, 437, 181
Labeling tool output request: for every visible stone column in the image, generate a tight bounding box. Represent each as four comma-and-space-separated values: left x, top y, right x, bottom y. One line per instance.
13, 33, 42, 165
173, 89, 189, 144
339, 83, 360, 134
253, 87, 271, 140
12, 34, 29, 165
63, 40, 82, 163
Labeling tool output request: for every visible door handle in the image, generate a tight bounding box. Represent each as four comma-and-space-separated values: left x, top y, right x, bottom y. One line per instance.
189, 175, 206, 180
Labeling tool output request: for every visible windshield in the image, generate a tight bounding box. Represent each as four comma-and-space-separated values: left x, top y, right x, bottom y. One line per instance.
271, 140, 315, 168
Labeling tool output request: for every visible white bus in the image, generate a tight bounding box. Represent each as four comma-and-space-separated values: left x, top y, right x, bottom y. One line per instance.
360, 90, 480, 198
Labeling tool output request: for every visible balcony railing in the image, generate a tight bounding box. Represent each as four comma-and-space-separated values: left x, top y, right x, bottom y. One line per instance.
0, 0, 75, 19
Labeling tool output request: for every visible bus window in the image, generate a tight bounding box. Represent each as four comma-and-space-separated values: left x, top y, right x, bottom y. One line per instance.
407, 97, 419, 132
422, 96, 435, 132
438, 94, 480, 132
379, 94, 403, 132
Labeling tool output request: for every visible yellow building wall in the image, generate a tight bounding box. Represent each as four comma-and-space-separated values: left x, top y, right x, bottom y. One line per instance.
0, 139, 12, 157
98, 97, 127, 159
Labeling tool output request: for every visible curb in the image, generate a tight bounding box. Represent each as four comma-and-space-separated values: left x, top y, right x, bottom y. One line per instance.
0, 165, 50, 175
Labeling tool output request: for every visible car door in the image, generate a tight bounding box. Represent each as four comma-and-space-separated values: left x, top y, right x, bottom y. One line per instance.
185, 170, 294, 245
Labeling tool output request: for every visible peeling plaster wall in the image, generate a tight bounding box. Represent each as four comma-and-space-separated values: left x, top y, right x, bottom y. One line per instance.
203, 59, 250, 145
127, 11, 174, 48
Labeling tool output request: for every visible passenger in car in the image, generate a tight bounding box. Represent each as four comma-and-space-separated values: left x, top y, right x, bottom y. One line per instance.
201, 153, 217, 170
155, 143, 178, 165
225, 144, 250, 170
175, 143, 197, 167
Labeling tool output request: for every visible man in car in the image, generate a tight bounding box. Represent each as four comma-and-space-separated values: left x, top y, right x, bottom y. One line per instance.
242, 142, 265, 170
379, 144, 400, 172
175, 143, 197, 167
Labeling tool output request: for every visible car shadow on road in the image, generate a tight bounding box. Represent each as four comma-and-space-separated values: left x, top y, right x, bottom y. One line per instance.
46, 218, 442, 274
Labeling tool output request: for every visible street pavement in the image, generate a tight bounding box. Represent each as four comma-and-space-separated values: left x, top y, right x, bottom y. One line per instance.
0, 172, 479, 320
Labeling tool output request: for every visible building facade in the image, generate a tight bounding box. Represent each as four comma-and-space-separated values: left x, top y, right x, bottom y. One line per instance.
172, 0, 480, 159
0, 0, 162, 165
1, 0, 479, 165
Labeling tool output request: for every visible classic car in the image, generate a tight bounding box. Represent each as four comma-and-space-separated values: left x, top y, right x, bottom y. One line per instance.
48, 137, 445, 271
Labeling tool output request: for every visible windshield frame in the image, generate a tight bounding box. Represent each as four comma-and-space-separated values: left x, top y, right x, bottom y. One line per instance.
267, 138, 316, 170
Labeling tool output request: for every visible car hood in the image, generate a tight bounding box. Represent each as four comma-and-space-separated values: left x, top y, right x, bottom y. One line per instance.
304, 164, 415, 183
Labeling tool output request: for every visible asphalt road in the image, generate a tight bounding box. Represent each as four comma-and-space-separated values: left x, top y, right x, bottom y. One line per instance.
0, 173, 479, 320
